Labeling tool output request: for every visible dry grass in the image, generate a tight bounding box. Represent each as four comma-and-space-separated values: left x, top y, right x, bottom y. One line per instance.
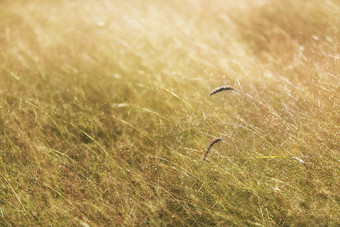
0, 0, 339, 225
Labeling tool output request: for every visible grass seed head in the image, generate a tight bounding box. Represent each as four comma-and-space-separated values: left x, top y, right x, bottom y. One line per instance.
203, 138, 223, 161
210, 86, 235, 96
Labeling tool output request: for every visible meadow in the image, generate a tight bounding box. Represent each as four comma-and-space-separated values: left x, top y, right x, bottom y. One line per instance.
0, 0, 339, 225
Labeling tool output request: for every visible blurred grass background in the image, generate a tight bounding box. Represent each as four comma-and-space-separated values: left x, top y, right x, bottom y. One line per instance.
0, 0, 339, 225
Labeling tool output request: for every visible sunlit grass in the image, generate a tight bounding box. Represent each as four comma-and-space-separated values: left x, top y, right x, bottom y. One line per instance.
0, 0, 339, 225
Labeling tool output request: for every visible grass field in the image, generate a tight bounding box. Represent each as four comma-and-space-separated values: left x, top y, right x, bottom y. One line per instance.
0, 0, 339, 225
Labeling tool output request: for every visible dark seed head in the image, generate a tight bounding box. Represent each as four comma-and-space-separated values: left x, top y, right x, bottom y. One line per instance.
203, 138, 223, 161
210, 86, 234, 96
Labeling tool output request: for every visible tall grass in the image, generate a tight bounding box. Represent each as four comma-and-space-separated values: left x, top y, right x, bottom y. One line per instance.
0, 0, 339, 225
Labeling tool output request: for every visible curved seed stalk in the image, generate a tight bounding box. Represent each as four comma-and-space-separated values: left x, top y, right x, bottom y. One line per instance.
203, 138, 222, 161
210, 85, 263, 108
210, 86, 234, 96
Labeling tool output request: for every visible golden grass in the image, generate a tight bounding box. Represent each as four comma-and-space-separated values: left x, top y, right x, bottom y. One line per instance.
0, 0, 339, 225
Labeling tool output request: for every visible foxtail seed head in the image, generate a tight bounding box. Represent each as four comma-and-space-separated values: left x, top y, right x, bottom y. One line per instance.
210, 86, 234, 96
203, 138, 223, 161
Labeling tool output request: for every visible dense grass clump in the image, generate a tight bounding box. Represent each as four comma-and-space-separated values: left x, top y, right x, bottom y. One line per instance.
0, 0, 339, 225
